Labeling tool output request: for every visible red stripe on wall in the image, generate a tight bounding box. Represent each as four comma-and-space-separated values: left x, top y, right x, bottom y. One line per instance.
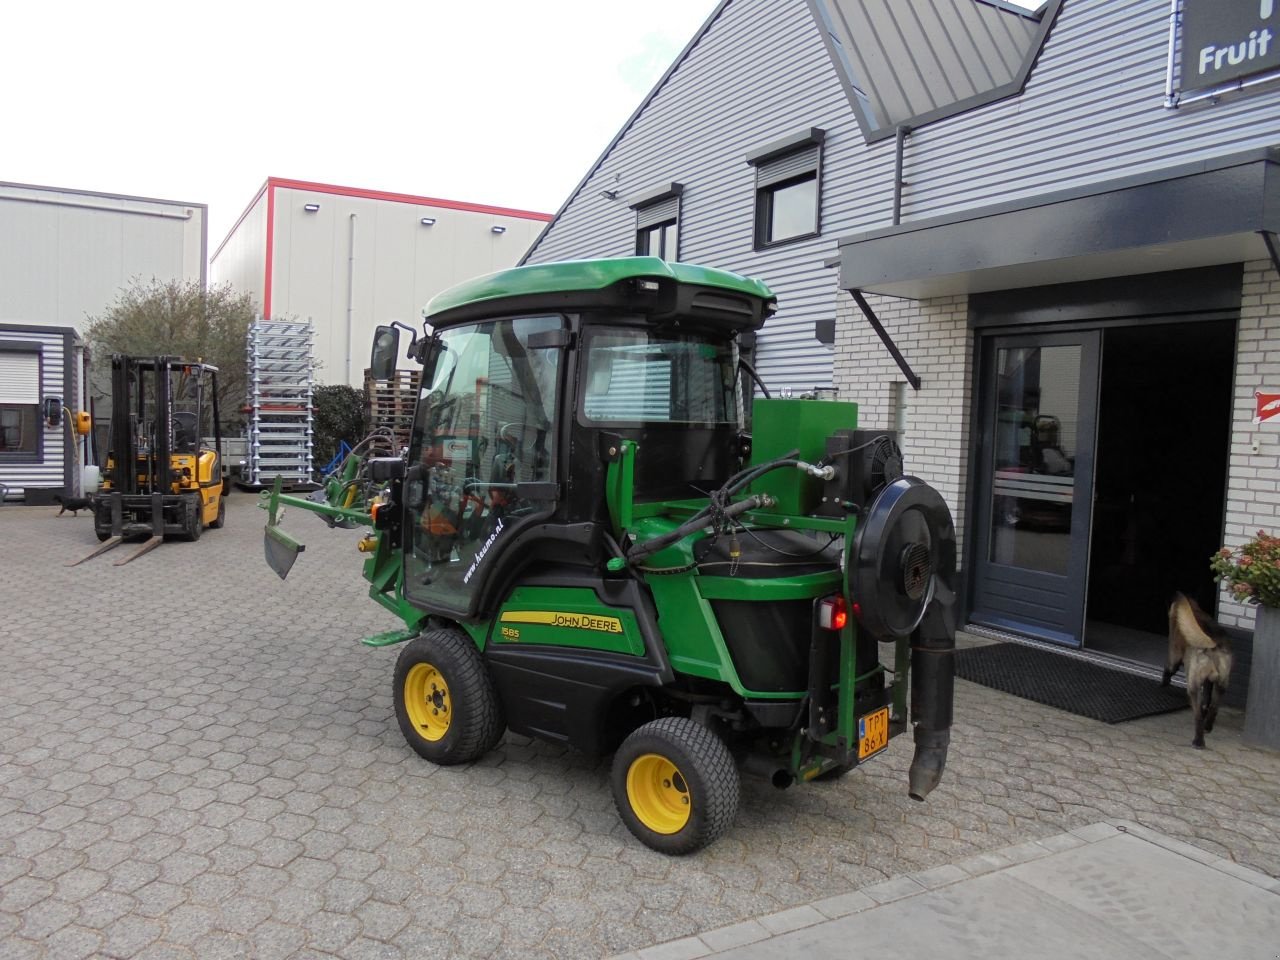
267, 177, 553, 222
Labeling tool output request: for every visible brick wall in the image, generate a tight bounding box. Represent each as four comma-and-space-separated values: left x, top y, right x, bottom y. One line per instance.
1219, 258, 1280, 630
832, 288, 973, 565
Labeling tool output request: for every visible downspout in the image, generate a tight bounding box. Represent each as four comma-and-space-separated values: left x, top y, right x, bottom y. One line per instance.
346, 213, 357, 385
1163, 0, 1180, 108
893, 125, 911, 225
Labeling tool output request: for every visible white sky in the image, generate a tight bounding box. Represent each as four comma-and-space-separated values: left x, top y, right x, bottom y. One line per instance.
5, 0, 1044, 250
3, 1, 719, 246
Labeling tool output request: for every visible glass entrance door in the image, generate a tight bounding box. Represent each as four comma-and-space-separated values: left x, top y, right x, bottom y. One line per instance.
970, 331, 1100, 646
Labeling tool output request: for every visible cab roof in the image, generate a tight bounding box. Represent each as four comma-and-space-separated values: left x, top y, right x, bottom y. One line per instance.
423, 257, 777, 334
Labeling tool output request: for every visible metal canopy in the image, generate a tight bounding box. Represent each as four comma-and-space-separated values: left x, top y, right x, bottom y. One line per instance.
837, 148, 1280, 300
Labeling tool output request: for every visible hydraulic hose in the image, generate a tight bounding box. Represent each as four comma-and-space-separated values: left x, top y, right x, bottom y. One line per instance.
622, 449, 801, 564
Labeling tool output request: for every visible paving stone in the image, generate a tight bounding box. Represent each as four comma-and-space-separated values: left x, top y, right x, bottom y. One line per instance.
697, 920, 772, 951
2, 502, 1279, 959
757, 905, 826, 935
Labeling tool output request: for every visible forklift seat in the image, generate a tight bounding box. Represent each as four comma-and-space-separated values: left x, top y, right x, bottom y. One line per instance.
172, 412, 198, 452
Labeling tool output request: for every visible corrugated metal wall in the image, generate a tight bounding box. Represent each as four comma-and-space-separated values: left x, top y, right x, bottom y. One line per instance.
523, 0, 897, 395
899, 0, 1280, 222
0, 184, 206, 335
0, 327, 66, 496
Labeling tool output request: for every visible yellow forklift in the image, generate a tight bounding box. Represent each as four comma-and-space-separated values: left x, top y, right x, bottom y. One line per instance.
72, 355, 226, 566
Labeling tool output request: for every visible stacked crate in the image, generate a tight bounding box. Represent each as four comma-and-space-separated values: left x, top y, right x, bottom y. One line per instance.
245, 319, 315, 488
365, 367, 421, 455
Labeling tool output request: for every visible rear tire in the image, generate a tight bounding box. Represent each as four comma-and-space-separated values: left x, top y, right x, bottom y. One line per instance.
393, 629, 505, 765
209, 497, 226, 529
611, 717, 739, 855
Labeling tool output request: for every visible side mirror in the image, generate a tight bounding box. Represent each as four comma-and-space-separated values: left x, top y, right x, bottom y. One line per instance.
409, 334, 446, 384
370, 326, 400, 380
42, 396, 63, 426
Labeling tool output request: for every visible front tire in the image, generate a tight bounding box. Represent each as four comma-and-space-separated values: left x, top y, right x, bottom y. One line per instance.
182, 496, 202, 541
209, 497, 226, 529
611, 717, 740, 855
393, 629, 505, 765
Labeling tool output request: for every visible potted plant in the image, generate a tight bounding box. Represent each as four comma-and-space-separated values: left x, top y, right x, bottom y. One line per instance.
1211, 530, 1280, 749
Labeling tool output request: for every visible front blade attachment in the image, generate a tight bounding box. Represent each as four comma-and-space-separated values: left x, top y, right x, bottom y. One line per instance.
263, 475, 306, 580
265, 524, 305, 580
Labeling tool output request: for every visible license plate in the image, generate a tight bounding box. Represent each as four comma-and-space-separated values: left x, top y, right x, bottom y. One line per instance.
857, 707, 890, 760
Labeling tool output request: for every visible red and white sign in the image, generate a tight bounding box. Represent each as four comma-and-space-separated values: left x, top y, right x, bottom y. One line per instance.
1256, 391, 1280, 424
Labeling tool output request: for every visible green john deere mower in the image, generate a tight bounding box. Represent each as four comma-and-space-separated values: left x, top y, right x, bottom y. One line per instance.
262, 257, 956, 854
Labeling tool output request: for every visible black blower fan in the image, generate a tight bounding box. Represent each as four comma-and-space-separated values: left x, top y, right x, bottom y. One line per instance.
849, 477, 954, 639
850, 476, 958, 802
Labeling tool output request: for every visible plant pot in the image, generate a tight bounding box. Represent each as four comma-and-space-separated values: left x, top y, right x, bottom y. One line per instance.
1243, 603, 1280, 751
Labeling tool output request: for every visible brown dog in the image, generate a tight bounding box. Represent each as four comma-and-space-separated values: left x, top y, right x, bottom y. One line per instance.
1162, 593, 1233, 749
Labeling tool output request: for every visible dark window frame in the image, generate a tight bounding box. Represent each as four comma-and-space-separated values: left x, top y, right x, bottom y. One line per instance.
629, 182, 684, 261
0, 343, 43, 464
747, 128, 825, 250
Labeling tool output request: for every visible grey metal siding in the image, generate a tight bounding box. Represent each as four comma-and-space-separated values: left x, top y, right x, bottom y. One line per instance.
0, 326, 66, 497
898, 0, 1280, 223
525, 0, 882, 394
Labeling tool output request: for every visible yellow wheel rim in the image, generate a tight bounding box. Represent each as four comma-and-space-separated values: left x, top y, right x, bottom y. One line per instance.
404, 662, 451, 742
626, 753, 692, 835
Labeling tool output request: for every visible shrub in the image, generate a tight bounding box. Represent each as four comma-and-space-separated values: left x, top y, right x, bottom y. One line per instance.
313, 385, 367, 474
1210, 530, 1280, 608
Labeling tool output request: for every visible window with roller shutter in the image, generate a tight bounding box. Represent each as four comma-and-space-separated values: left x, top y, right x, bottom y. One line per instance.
748, 128, 825, 249
0, 350, 41, 458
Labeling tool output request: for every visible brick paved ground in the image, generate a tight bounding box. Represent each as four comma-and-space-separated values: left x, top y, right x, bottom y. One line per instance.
1, 495, 1278, 959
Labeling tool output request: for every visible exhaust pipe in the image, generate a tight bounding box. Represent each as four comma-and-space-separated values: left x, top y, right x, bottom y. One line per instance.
741, 754, 794, 789
907, 582, 955, 801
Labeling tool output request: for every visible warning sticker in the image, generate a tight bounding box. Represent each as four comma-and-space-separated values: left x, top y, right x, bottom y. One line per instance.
1256, 390, 1280, 424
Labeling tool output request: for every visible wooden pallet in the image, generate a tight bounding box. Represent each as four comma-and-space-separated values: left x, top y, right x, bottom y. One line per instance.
365, 368, 421, 453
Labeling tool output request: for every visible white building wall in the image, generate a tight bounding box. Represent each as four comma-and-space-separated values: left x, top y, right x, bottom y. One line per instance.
0, 183, 206, 334
1220, 258, 1280, 630
833, 289, 973, 564
208, 187, 268, 310
212, 181, 549, 388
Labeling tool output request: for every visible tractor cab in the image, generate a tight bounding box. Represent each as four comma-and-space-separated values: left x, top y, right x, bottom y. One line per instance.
381, 259, 773, 620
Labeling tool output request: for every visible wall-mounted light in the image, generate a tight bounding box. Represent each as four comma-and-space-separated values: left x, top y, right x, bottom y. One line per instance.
599, 189, 619, 200
491, 225, 507, 234
304, 203, 320, 213
420, 217, 436, 226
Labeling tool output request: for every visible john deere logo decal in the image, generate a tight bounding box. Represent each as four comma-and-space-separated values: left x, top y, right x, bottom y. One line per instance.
499, 610, 624, 634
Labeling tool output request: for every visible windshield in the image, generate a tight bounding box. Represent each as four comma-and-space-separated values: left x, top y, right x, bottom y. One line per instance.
581, 327, 740, 426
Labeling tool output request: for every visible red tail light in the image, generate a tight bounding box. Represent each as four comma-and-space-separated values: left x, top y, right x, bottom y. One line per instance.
818, 596, 848, 631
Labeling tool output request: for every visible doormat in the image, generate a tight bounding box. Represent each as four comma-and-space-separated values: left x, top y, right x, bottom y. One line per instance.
954, 642, 1187, 724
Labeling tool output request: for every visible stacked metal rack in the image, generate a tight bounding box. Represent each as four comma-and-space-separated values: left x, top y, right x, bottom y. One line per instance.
364, 367, 421, 455
244, 319, 315, 489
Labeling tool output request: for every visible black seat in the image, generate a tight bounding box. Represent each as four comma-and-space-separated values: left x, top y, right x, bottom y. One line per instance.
172, 412, 198, 452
